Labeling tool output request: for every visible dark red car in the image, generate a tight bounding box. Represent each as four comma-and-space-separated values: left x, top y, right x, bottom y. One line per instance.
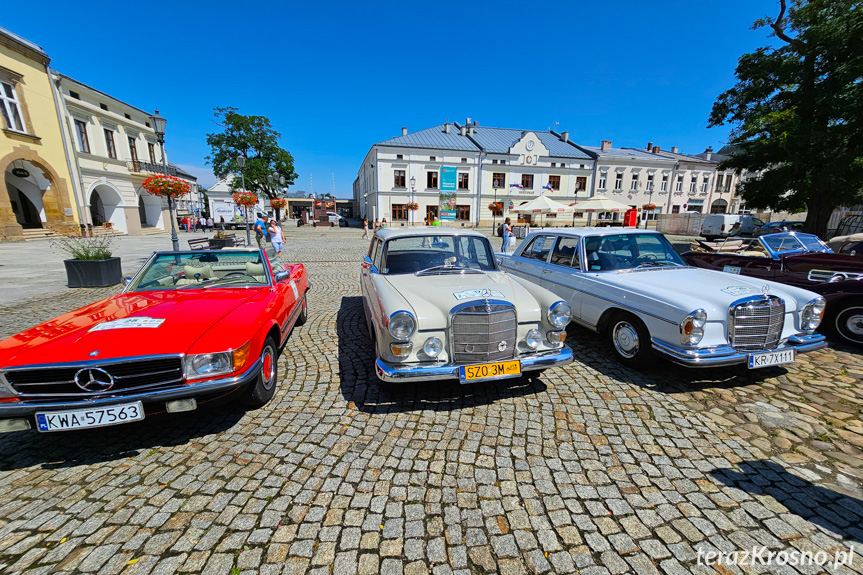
683, 232, 863, 346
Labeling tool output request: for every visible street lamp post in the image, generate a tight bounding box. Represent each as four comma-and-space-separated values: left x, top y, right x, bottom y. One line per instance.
644, 184, 654, 229
409, 176, 416, 226
237, 155, 250, 245
149, 110, 179, 251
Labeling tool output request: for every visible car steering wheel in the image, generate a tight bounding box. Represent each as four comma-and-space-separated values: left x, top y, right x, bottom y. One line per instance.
635, 254, 660, 264
222, 272, 259, 280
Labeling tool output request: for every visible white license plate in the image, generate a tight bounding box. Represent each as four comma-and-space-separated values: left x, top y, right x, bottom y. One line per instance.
35, 401, 144, 432
748, 349, 795, 369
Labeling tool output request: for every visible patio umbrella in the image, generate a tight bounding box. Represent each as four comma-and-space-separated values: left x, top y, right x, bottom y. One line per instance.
510, 195, 573, 226
570, 195, 632, 226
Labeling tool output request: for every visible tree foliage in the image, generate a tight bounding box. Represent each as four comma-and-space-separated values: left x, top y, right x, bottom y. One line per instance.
709, 0, 863, 236
205, 107, 297, 201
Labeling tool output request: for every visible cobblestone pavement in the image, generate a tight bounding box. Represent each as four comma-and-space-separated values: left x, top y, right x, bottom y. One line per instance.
0, 227, 861, 575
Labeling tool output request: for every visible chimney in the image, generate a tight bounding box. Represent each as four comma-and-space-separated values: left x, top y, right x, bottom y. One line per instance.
646, 141, 653, 151
444, 123, 450, 134
561, 131, 569, 142
652, 146, 660, 153
459, 125, 467, 136
401, 127, 408, 136
671, 146, 679, 153
473, 120, 479, 127
600, 140, 612, 151
469, 125, 475, 135
466, 117, 471, 126
704, 146, 713, 160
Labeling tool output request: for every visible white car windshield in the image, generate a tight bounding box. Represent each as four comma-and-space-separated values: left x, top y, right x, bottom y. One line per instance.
381, 235, 496, 275
583, 233, 686, 272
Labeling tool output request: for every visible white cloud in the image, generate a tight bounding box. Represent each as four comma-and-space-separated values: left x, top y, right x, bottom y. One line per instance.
175, 164, 218, 189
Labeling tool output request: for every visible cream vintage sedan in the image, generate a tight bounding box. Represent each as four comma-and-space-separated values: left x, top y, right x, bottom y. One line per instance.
499, 228, 827, 368
361, 228, 574, 383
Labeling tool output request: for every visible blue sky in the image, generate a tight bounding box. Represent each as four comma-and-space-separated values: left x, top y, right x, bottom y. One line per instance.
5, 0, 776, 196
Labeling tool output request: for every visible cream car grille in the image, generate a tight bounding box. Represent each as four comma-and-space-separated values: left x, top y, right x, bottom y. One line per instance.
452, 304, 517, 364
727, 296, 785, 351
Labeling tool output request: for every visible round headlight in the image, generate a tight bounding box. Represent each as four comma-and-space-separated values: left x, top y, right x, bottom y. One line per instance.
680, 309, 707, 345
802, 298, 826, 330
388, 311, 416, 340
423, 337, 443, 358
525, 329, 542, 349
691, 309, 707, 328
548, 301, 572, 329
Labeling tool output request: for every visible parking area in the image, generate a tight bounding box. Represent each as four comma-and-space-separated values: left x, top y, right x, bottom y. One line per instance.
0, 226, 861, 575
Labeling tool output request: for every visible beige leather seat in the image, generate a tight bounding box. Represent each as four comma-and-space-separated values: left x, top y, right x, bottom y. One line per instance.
246, 262, 267, 283
176, 264, 215, 285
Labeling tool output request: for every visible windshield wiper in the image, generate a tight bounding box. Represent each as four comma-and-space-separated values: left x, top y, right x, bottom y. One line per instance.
415, 265, 483, 276
632, 261, 685, 270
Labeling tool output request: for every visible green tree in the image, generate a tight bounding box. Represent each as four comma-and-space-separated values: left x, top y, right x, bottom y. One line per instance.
205, 107, 297, 202
709, 0, 863, 237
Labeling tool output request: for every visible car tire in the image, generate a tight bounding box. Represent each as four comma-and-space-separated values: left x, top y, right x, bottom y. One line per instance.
825, 299, 863, 346
241, 336, 279, 408
607, 312, 651, 367
295, 295, 307, 326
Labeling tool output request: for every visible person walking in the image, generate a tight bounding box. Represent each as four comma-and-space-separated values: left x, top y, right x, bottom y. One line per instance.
207, 216, 214, 231
219, 215, 225, 231
362, 218, 369, 239
381, 218, 388, 229
253, 214, 269, 249
199, 216, 207, 232
268, 219, 284, 258
373, 219, 380, 231
501, 217, 513, 253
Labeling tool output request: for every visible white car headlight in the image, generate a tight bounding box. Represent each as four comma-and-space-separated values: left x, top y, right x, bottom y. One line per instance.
423, 337, 443, 358
525, 329, 542, 349
185, 352, 232, 380
388, 311, 416, 340
548, 301, 572, 329
679, 309, 707, 346
800, 297, 826, 331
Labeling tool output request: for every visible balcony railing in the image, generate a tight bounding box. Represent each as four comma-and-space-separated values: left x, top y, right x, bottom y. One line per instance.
127, 160, 177, 176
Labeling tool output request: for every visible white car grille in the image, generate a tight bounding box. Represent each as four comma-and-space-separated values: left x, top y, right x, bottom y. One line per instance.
451, 304, 517, 364
727, 296, 785, 351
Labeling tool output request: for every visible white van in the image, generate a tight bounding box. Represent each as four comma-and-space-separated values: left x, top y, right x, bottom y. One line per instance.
700, 214, 764, 240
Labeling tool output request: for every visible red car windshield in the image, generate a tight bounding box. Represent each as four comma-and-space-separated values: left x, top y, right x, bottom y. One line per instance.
127, 251, 272, 291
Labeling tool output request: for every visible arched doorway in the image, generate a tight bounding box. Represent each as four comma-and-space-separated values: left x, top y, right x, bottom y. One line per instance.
710, 198, 729, 214
138, 189, 165, 230
4, 160, 49, 229
88, 183, 127, 234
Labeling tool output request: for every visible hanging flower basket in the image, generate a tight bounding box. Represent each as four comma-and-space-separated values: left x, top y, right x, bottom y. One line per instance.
488, 202, 503, 211
270, 198, 287, 209
142, 175, 190, 199
642, 203, 657, 210
232, 191, 258, 207
407, 202, 419, 210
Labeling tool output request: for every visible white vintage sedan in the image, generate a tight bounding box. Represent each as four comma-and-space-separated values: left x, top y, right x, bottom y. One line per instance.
498, 228, 827, 368
361, 228, 574, 383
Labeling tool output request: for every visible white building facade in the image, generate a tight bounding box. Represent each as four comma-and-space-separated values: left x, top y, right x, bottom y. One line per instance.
207, 174, 272, 223
55, 75, 197, 235
355, 121, 595, 226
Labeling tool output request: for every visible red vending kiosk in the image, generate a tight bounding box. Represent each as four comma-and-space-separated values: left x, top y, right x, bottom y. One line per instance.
623, 209, 638, 227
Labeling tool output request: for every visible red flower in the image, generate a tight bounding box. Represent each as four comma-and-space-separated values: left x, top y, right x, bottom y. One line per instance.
270, 198, 287, 209
142, 175, 190, 198
233, 191, 259, 207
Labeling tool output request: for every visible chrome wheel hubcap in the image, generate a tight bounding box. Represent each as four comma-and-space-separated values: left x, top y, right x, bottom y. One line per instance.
613, 322, 640, 358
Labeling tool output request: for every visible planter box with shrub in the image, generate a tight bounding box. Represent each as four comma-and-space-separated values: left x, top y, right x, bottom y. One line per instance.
64, 257, 123, 287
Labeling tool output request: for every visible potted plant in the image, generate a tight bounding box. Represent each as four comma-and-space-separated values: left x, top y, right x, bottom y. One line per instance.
53, 235, 122, 288
210, 230, 235, 248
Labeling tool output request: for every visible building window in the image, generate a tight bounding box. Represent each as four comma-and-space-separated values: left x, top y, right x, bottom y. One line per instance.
128, 136, 138, 161
676, 175, 684, 192
492, 159, 497, 164
598, 173, 607, 190
576, 176, 587, 191
392, 204, 407, 221
492, 172, 506, 188
104, 129, 117, 159
427, 171, 438, 189
630, 174, 639, 191
0, 81, 26, 132
461, 158, 467, 163
429, 156, 435, 161
522, 174, 534, 189
716, 174, 724, 191
548, 175, 561, 190
124, 113, 131, 120
74, 119, 90, 153
672, 205, 681, 214
614, 173, 623, 190
458, 173, 469, 189
148, 142, 156, 163
394, 169, 406, 188
456, 204, 470, 220
145, 121, 150, 128
550, 163, 556, 168
702, 176, 710, 193
500, 160, 506, 165
396, 154, 403, 159
661, 174, 669, 191
100, 103, 108, 111
646, 174, 654, 191
690, 177, 698, 193
69, 90, 80, 99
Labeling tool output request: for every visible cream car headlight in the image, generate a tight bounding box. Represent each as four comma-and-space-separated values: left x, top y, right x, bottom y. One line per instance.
423, 337, 443, 358
525, 329, 542, 349
388, 311, 416, 340
679, 309, 707, 346
800, 297, 826, 331
548, 301, 572, 329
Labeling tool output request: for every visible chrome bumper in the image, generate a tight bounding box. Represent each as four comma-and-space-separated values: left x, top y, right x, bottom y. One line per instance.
0, 358, 261, 418
651, 333, 827, 367
375, 346, 574, 383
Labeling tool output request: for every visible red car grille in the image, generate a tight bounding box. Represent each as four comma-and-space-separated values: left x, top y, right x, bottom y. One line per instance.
2, 357, 184, 401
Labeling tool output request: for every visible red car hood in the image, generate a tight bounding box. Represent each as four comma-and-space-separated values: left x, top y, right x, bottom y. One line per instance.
0, 289, 261, 368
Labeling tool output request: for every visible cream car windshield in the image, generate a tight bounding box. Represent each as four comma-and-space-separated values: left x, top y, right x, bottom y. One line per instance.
583, 233, 686, 272
128, 251, 271, 291
381, 235, 496, 275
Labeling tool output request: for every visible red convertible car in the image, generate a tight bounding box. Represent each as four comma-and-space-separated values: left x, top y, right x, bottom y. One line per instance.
683, 232, 863, 346
0, 248, 309, 434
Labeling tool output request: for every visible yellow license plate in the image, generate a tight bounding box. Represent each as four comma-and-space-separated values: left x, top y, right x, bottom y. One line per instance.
460, 360, 521, 382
